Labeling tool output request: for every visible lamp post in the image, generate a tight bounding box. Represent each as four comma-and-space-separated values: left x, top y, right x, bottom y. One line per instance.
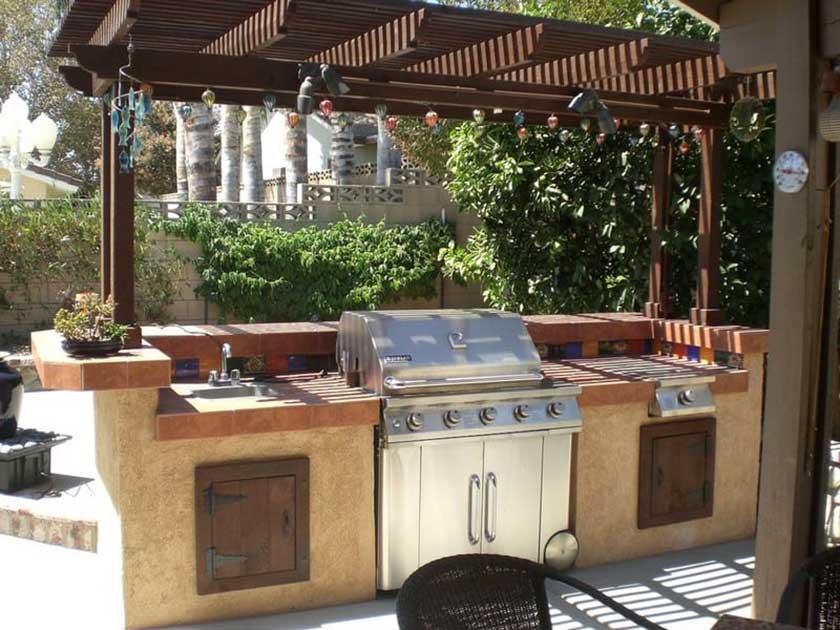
0, 92, 59, 199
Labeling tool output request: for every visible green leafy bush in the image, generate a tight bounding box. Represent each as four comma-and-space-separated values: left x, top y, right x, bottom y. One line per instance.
0, 197, 182, 324
166, 205, 453, 322
443, 114, 775, 327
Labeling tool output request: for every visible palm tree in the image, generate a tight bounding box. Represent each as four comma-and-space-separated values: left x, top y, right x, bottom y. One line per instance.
284, 111, 307, 204
173, 103, 188, 200
330, 115, 354, 186
184, 103, 216, 201
219, 105, 241, 203
241, 106, 264, 203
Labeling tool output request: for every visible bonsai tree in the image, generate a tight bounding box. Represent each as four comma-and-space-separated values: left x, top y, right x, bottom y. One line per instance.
54, 293, 128, 346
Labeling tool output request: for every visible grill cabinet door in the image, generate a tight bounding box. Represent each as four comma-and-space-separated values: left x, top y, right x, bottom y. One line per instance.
481, 435, 544, 560
419, 440, 484, 565
196, 458, 309, 595
638, 418, 715, 529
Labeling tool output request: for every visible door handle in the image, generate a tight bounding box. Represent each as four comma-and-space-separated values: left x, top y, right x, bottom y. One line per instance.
468, 474, 481, 546
485, 472, 497, 543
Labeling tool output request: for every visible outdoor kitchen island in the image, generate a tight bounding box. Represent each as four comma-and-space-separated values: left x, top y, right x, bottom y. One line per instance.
30, 312, 767, 629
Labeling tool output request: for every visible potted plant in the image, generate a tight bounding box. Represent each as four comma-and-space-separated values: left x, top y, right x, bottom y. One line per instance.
54, 293, 128, 357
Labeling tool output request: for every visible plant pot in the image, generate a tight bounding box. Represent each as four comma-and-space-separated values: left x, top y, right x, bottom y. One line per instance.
61, 338, 124, 358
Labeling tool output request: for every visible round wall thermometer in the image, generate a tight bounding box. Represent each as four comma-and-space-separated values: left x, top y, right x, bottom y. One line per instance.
773, 150, 809, 193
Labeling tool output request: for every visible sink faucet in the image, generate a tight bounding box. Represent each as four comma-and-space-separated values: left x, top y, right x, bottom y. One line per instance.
220, 343, 232, 380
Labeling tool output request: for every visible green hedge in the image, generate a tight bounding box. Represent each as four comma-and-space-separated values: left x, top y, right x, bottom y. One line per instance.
165, 205, 453, 322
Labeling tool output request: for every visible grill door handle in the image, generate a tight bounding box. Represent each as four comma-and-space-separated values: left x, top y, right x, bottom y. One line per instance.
485, 472, 498, 543
468, 474, 481, 546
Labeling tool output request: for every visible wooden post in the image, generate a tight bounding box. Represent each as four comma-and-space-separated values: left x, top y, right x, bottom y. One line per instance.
753, 0, 829, 620
690, 127, 725, 326
100, 98, 112, 300
645, 138, 673, 319
109, 117, 140, 347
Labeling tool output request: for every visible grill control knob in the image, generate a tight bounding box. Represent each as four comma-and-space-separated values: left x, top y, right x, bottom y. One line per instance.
407, 413, 424, 431
678, 389, 697, 405
547, 402, 565, 418
480, 407, 498, 424
444, 410, 462, 428
514, 405, 530, 422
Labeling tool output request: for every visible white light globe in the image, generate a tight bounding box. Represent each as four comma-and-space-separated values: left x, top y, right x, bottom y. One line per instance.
19, 120, 35, 155
1, 92, 30, 131
31, 113, 58, 152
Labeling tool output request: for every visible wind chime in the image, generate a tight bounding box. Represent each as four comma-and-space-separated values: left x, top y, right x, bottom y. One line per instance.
109, 41, 153, 174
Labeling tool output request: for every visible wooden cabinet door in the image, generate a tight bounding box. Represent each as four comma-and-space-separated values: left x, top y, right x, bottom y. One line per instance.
196, 458, 309, 595
638, 418, 715, 529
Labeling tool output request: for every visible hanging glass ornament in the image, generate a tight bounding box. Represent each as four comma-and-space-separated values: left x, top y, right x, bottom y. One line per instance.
679, 140, 691, 155
337, 112, 351, 131
730, 95, 765, 143
613, 118, 622, 131
639, 122, 651, 138
432, 122, 443, 136
472, 109, 486, 125
202, 88, 216, 109
319, 99, 335, 117
140, 83, 154, 98
560, 129, 571, 142
237, 108, 247, 124
111, 108, 121, 133
596, 133, 606, 145
385, 115, 398, 133
128, 87, 136, 111
668, 124, 681, 139
517, 126, 529, 141
547, 114, 560, 130
374, 103, 388, 120
425, 109, 439, 128
651, 128, 660, 148
263, 93, 276, 112
132, 133, 142, 155
580, 118, 591, 132
179, 103, 193, 120
693, 126, 705, 143
287, 111, 301, 129
119, 150, 130, 174
513, 110, 526, 127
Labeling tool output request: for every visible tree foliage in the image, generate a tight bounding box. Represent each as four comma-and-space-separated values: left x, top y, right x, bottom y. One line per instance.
135, 103, 177, 197
0, 0, 100, 192
165, 206, 453, 322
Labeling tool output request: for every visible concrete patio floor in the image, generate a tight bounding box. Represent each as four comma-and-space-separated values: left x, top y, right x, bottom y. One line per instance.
0, 392, 756, 630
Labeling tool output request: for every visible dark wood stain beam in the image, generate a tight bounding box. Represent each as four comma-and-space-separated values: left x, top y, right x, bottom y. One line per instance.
409, 24, 545, 77
89, 0, 141, 46
308, 9, 429, 66
202, 0, 295, 56
500, 37, 650, 85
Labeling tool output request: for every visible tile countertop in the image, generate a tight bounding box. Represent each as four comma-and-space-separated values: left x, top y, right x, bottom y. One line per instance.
154, 356, 748, 441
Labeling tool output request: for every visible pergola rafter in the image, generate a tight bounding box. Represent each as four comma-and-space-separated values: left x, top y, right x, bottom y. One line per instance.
89, 0, 141, 47
408, 24, 546, 78
202, 0, 295, 57
307, 9, 429, 67
588, 54, 728, 95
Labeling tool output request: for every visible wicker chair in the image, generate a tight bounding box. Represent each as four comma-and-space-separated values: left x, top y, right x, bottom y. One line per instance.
396, 554, 667, 630
776, 546, 840, 629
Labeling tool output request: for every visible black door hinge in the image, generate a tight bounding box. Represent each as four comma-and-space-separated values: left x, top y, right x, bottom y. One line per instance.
203, 487, 247, 516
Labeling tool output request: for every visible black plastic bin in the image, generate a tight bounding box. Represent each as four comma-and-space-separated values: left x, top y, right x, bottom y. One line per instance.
0, 430, 71, 493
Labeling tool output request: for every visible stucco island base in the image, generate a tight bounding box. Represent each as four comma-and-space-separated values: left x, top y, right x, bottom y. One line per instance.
93, 388, 376, 629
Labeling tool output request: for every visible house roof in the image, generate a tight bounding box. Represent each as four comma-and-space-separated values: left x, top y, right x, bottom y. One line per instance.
50, 0, 775, 129
0, 164, 82, 194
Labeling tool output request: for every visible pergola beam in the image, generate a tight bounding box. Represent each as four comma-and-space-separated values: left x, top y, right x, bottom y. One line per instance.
588, 54, 728, 96
69, 45, 729, 127
409, 24, 546, 78
202, 0, 295, 56
89, 0, 141, 47
308, 9, 429, 66
500, 37, 651, 85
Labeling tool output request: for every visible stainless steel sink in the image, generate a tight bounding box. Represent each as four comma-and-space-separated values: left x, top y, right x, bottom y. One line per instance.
190, 383, 289, 400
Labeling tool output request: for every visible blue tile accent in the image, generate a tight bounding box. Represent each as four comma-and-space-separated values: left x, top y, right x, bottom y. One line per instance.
564, 342, 583, 359
174, 358, 199, 380
687, 345, 701, 361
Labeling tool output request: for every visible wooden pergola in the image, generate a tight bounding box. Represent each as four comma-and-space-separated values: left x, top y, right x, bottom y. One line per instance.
49, 0, 776, 342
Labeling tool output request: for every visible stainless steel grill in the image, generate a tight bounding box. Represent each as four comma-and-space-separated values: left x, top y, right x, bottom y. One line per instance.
337, 310, 582, 589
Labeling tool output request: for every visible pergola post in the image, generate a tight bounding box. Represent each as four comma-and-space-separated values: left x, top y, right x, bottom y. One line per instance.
100, 98, 112, 300
109, 116, 140, 347
645, 137, 673, 319
690, 127, 725, 326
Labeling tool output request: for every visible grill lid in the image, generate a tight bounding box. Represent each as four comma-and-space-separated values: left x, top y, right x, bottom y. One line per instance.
337, 310, 543, 396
